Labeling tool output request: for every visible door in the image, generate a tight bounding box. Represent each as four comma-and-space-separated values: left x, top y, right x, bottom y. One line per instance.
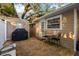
30, 24, 36, 37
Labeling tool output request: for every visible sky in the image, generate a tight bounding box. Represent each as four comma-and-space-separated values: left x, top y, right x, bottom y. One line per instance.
13, 3, 69, 19
39, 3, 69, 10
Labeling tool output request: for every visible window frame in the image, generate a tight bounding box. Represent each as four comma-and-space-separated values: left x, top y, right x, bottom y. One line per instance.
40, 20, 46, 32
46, 14, 62, 30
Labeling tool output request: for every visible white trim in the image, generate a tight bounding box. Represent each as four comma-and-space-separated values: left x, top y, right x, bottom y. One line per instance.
46, 15, 62, 30
5, 20, 7, 41
74, 8, 77, 52
40, 19, 46, 37
39, 21, 42, 37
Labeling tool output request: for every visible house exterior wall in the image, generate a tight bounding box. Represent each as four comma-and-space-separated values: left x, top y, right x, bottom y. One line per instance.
35, 21, 41, 38
20, 20, 30, 38
7, 21, 16, 40
60, 10, 74, 51
45, 10, 74, 35
35, 10, 74, 51
35, 19, 46, 38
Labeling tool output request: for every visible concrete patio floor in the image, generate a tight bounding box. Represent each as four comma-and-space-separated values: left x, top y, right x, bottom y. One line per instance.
15, 37, 74, 56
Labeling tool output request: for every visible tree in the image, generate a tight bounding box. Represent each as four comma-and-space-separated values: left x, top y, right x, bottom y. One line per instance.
0, 3, 17, 17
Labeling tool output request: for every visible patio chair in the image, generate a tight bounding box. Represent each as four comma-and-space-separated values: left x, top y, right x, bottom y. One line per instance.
50, 33, 61, 45
43, 35, 52, 42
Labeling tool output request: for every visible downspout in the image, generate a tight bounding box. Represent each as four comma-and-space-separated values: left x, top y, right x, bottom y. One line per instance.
74, 8, 77, 52
5, 20, 7, 41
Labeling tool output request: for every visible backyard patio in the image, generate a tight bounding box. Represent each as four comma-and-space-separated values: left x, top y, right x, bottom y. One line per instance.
0, 3, 79, 56
16, 37, 74, 56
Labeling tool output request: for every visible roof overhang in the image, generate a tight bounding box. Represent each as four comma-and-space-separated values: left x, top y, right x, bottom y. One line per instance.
33, 3, 79, 23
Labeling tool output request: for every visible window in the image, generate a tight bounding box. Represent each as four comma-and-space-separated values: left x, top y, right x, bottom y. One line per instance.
41, 20, 46, 32
47, 15, 62, 30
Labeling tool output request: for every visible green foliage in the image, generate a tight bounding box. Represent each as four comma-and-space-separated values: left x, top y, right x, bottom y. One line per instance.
3, 4, 15, 16
0, 3, 67, 18
0, 4, 16, 16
